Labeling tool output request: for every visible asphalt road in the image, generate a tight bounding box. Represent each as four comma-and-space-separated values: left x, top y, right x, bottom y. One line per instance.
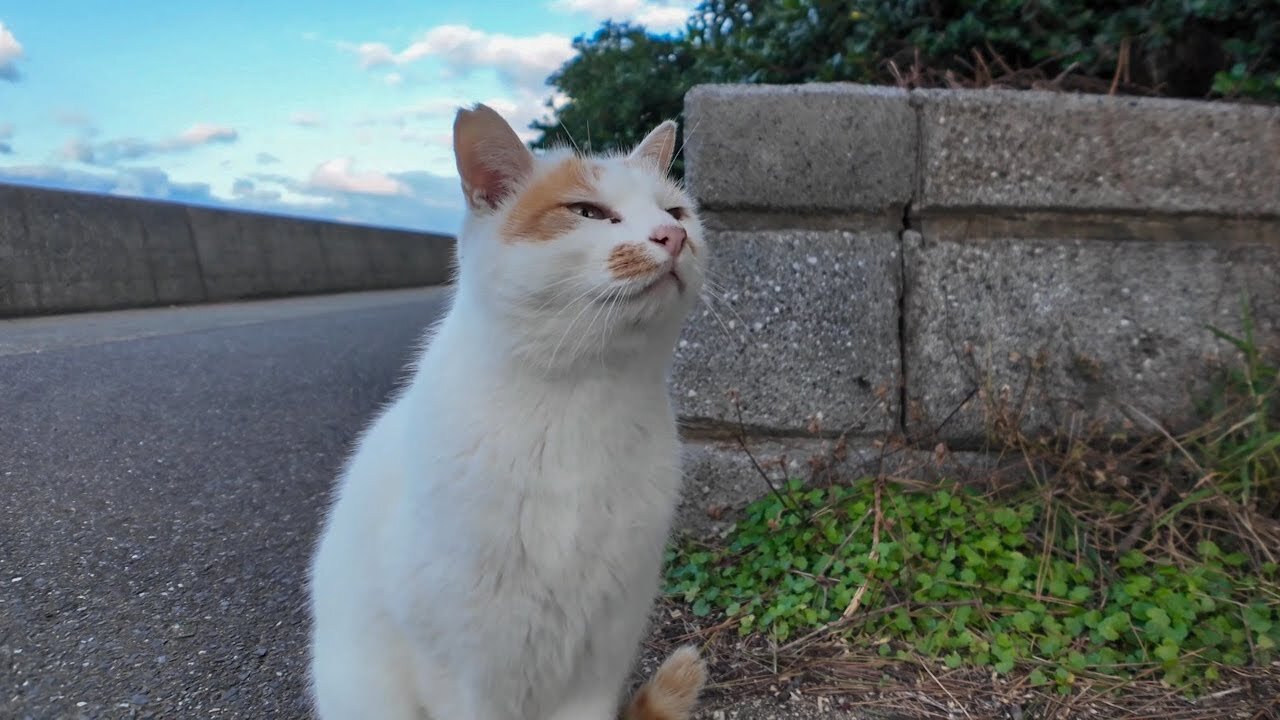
0, 288, 449, 720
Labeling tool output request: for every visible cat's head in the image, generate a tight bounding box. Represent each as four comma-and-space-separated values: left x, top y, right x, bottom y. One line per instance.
450, 103, 707, 371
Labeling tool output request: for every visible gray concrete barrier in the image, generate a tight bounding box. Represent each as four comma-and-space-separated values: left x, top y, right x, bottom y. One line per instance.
676, 83, 1280, 465
0, 183, 455, 317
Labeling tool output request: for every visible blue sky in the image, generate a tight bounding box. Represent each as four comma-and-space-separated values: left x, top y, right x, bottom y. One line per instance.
0, 0, 694, 234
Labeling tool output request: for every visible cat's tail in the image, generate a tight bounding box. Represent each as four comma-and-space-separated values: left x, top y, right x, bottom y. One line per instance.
622, 645, 708, 720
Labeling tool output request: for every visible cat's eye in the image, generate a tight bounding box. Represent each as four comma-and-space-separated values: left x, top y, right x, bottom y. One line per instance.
666, 207, 686, 220
567, 202, 609, 221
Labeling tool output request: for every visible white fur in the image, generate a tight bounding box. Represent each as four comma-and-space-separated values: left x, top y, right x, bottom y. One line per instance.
307, 124, 707, 720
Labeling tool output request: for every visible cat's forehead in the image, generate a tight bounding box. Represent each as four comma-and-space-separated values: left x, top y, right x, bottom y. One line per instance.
530, 148, 678, 198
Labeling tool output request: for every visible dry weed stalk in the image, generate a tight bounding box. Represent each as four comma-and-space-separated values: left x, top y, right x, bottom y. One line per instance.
663, 338, 1279, 718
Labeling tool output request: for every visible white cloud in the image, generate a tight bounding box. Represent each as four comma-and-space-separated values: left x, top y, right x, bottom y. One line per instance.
231, 178, 283, 202
178, 123, 238, 145
549, 0, 694, 31
53, 110, 93, 127
356, 89, 558, 148
63, 123, 239, 165
383, 72, 404, 87
345, 25, 574, 90
309, 157, 408, 196
357, 96, 471, 128
289, 111, 326, 128
0, 164, 222, 206
0, 22, 23, 81
61, 138, 93, 163
634, 4, 693, 28
479, 92, 562, 143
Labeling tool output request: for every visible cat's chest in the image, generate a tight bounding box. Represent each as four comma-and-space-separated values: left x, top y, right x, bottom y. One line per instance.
429, 383, 679, 556
405, 364, 679, 499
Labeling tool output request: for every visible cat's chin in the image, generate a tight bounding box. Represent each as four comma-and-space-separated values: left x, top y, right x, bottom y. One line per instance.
642, 270, 684, 296
621, 270, 685, 302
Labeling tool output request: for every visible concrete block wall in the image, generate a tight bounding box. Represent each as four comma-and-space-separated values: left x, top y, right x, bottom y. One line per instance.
0, 183, 455, 317
671, 84, 1280, 525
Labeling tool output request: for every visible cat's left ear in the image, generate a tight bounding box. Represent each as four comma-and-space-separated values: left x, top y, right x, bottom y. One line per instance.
454, 103, 535, 212
628, 120, 678, 172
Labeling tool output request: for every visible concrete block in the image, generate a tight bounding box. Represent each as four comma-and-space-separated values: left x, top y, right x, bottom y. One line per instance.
914, 88, 1280, 216
0, 184, 22, 258
902, 220, 1280, 444
414, 234, 457, 285
671, 228, 901, 433
0, 184, 28, 313
365, 233, 411, 283
135, 200, 204, 305
17, 187, 156, 311
315, 223, 376, 291
256, 215, 331, 295
678, 438, 824, 538
1, 183, 457, 317
365, 229, 454, 287
4, 281, 41, 312
186, 207, 273, 301
677, 437, 1006, 538
684, 83, 916, 214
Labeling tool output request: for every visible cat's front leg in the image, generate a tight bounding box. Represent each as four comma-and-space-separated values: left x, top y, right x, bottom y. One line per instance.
544, 692, 623, 720
412, 649, 530, 720
543, 593, 654, 720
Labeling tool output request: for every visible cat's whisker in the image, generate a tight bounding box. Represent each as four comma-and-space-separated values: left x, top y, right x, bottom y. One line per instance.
699, 290, 738, 341
559, 119, 582, 155
669, 115, 703, 176
535, 282, 602, 336
577, 283, 631, 363
596, 290, 621, 371
570, 284, 621, 366
546, 280, 612, 371
700, 279, 747, 330
597, 285, 631, 366
529, 275, 592, 314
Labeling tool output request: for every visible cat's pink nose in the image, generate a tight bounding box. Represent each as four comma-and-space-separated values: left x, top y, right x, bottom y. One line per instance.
649, 224, 686, 258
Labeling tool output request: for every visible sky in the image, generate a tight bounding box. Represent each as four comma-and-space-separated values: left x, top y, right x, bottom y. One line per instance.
0, 0, 695, 234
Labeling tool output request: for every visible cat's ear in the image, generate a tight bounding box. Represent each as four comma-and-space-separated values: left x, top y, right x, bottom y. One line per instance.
453, 103, 534, 212
628, 120, 678, 172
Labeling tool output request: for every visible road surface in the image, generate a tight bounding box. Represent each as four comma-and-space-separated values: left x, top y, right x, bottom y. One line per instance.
0, 289, 447, 719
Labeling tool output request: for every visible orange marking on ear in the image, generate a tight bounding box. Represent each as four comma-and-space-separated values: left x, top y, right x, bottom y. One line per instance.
607, 244, 661, 280
502, 157, 596, 243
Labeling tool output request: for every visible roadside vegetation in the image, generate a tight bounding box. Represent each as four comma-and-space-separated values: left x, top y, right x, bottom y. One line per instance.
658, 302, 1279, 717
532, 1, 1280, 177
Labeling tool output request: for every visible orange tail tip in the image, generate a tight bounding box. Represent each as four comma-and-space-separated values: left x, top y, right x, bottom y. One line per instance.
623, 645, 709, 720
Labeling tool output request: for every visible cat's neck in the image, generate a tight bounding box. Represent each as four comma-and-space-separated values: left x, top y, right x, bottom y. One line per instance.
425, 283, 681, 386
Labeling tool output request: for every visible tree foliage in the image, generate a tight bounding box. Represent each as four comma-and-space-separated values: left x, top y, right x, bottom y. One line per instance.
531, 0, 1280, 172
530, 22, 705, 176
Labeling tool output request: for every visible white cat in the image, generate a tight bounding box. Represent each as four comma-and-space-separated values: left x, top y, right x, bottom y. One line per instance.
307, 103, 710, 720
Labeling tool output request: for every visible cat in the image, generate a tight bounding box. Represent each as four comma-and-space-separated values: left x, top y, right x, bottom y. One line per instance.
306, 102, 711, 720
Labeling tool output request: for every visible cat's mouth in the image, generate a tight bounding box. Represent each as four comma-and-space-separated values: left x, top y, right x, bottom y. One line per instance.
641, 270, 684, 296
607, 269, 685, 306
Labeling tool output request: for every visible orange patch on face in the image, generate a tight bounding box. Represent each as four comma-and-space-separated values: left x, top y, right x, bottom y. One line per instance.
607, 244, 661, 280
501, 157, 596, 242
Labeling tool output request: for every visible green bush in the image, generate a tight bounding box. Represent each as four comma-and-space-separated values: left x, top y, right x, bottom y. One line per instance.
534, 0, 1280, 161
